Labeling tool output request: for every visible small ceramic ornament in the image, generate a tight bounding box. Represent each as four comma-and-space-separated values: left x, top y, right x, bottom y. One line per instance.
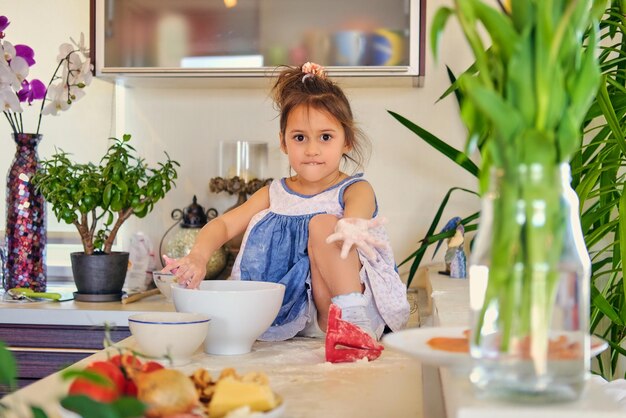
434, 216, 467, 279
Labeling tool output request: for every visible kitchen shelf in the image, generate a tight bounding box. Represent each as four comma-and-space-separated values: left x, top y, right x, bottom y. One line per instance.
91, 0, 426, 87
0, 324, 130, 394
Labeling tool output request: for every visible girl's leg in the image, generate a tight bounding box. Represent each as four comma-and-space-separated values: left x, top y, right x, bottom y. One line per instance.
308, 214, 366, 332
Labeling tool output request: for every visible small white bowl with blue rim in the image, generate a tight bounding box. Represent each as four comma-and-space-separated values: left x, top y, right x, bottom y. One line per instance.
128, 312, 210, 366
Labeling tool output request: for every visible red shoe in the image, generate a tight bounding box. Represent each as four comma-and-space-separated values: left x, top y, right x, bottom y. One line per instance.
325, 304, 384, 363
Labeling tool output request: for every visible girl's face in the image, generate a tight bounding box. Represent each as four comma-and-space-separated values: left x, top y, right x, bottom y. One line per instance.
281, 104, 351, 185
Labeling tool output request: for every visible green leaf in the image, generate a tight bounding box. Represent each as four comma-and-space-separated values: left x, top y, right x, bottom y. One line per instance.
459, 75, 523, 148
0, 341, 17, 389
565, 26, 601, 129
102, 184, 113, 207
61, 395, 119, 418
472, 0, 518, 61
430, 7, 454, 63
619, 184, 626, 318
30, 406, 48, 418
506, 28, 534, 126
387, 111, 480, 177
591, 286, 624, 326
445, 65, 463, 105
61, 369, 115, 388
596, 77, 626, 155
586, 219, 620, 248
111, 397, 147, 417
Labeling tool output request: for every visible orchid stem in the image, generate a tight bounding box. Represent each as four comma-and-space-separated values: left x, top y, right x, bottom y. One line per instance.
36, 55, 66, 135
4, 111, 17, 135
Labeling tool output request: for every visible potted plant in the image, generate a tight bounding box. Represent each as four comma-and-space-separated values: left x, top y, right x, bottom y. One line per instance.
392, 1, 626, 381
32, 134, 179, 300
0, 15, 93, 292
423, 0, 603, 402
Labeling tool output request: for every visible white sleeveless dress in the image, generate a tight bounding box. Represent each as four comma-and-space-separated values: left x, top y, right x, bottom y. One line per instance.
231, 173, 410, 341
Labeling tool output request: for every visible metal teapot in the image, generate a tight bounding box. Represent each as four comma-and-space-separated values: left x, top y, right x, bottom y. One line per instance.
159, 196, 229, 280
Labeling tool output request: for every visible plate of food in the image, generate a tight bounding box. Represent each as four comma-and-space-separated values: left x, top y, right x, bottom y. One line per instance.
59, 353, 284, 418
190, 367, 284, 418
383, 326, 609, 369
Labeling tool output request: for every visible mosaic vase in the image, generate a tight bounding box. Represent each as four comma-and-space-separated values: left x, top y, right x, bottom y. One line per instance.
3, 133, 47, 291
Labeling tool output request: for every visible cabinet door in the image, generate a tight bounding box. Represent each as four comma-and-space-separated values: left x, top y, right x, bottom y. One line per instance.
91, 0, 425, 84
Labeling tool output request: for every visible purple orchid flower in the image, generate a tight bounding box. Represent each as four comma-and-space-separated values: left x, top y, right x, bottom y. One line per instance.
0, 16, 9, 38
17, 79, 46, 104
15, 44, 35, 66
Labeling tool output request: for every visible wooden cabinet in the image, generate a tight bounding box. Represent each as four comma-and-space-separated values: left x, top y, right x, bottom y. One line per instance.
0, 324, 130, 395
90, 0, 426, 86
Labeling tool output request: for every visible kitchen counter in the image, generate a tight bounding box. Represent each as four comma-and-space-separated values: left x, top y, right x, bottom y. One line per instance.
0, 285, 174, 327
0, 285, 177, 392
1, 281, 424, 417
426, 267, 625, 418
1, 336, 424, 418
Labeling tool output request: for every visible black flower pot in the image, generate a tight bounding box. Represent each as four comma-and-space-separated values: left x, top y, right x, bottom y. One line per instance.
70, 252, 129, 298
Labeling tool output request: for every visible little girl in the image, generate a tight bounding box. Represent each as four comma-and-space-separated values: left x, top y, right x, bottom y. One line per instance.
163, 62, 409, 340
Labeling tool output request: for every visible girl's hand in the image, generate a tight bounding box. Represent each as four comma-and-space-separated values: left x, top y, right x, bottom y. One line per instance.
161, 254, 206, 289
325, 217, 387, 261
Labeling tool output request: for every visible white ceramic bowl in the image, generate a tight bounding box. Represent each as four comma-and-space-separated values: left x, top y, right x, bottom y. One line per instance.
128, 312, 210, 365
152, 271, 178, 301
172, 280, 285, 355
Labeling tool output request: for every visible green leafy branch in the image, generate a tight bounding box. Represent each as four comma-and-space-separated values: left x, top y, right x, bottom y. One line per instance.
33, 134, 179, 255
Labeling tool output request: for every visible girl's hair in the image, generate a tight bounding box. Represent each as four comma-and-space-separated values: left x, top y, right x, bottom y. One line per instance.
271, 64, 370, 171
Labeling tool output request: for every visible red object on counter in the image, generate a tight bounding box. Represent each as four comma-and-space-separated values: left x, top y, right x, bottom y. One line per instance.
325, 304, 384, 363
67, 361, 125, 402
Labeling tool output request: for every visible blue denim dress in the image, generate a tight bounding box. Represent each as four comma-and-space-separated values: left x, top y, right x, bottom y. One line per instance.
230, 174, 409, 341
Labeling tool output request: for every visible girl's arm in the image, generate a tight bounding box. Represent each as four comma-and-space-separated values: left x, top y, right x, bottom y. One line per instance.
162, 185, 270, 287
342, 181, 376, 219
327, 181, 386, 260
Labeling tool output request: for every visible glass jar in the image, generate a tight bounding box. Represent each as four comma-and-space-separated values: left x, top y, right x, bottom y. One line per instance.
468, 163, 591, 402
160, 196, 228, 280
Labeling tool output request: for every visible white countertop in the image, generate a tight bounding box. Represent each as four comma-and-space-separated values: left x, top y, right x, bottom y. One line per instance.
0, 284, 174, 327
2, 336, 424, 418
427, 267, 625, 418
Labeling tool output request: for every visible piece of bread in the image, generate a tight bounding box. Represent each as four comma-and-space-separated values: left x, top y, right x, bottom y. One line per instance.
208, 376, 277, 418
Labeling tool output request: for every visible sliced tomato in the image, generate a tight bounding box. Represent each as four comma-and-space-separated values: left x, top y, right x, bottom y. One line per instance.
68, 361, 125, 402
141, 361, 165, 373
108, 353, 143, 372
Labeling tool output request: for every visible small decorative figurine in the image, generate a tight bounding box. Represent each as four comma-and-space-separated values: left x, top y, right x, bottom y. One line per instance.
434, 216, 467, 279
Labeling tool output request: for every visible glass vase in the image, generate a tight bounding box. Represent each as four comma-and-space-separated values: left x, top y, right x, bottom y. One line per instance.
3, 133, 47, 291
468, 163, 590, 402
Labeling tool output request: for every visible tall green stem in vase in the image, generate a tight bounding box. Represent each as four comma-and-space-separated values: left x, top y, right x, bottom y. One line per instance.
432, 0, 605, 401
470, 163, 590, 401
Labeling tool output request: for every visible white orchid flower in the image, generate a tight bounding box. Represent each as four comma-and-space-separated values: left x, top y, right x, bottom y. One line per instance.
80, 60, 93, 86
0, 42, 24, 90
57, 43, 74, 62
67, 50, 83, 70
41, 83, 70, 116
67, 58, 87, 85
70, 33, 88, 56
9, 55, 28, 86
0, 87, 22, 113
0, 62, 19, 88
0, 24, 92, 133
68, 59, 92, 87
1, 40, 16, 62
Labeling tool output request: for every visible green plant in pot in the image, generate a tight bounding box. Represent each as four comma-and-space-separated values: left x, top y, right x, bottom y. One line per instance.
428, 0, 604, 402
32, 134, 179, 301
393, 1, 626, 381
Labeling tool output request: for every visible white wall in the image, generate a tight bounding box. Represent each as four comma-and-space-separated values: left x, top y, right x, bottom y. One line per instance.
0, 0, 481, 275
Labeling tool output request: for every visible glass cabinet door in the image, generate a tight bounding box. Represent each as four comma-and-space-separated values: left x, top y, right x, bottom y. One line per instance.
92, 0, 424, 83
